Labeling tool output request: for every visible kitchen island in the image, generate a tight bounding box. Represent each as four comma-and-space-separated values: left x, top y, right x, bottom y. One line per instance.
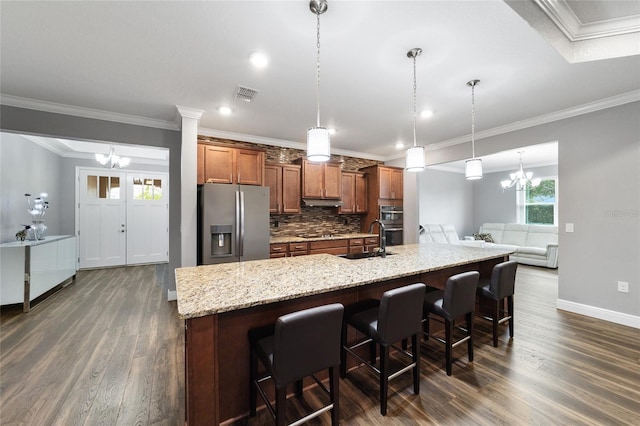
175, 243, 512, 425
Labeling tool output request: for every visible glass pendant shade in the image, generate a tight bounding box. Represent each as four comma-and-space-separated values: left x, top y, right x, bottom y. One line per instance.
405, 145, 425, 172
465, 158, 483, 180
306, 127, 331, 162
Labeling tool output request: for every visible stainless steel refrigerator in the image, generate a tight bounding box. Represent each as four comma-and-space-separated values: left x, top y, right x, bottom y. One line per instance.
199, 184, 270, 264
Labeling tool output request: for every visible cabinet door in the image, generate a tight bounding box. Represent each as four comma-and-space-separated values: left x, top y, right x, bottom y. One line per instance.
302, 161, 324, 198
323, 163, 342, 199
204, 146, 234, 184
236, 149, 264, 186
264, 164, 282, 214
339, 173, 355, 214
355, 173, 367, 213
281, 165, 301, 214
390, 168, 403, 200
197, 144, 205, 185
379, 167, 392, 199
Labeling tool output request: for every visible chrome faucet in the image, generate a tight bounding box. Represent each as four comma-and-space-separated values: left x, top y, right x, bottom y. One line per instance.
368, 219, 386, 258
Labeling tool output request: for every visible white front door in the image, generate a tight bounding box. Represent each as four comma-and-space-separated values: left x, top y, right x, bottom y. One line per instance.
126, 173, 169, 265
78, 169, 127, 268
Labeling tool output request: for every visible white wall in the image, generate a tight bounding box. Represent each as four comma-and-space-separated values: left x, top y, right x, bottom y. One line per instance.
0, 133, 63, 242
418, 168, 475, 237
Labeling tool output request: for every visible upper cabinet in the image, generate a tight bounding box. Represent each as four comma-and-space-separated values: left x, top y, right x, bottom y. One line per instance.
299, 159, 342, 199
198, 144, 265, 186
361, 165, 403, 201
339, 172, 367, 214
265, 163, 301, 214
197, 144, 205, 185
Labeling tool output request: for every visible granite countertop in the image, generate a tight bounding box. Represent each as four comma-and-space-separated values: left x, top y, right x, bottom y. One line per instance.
175, 243, 513, 319
270, 233, 378, 244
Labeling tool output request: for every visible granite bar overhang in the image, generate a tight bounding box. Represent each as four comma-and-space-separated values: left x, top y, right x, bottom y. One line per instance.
175, 243, 514, 319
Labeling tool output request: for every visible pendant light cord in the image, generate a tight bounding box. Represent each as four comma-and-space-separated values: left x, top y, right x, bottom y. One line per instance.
412, 54, 417, 148
316, 11, 321, 128
471, 83, 476, 158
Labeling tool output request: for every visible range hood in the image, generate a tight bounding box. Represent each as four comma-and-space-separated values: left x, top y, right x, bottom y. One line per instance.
302, 198, 344, 207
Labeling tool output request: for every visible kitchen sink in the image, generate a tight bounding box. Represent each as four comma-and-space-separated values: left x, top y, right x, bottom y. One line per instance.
338, 252, 394, 260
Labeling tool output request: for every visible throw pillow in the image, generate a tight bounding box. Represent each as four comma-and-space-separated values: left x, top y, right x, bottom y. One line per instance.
473, 233, 494, 243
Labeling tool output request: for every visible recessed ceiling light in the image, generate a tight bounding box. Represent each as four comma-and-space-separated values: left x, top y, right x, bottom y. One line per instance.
328, 128, 336, 135
218, 106, 233, 116
395, 141, 405, 149
421, 110, 434, 119
249, 51, 269, 68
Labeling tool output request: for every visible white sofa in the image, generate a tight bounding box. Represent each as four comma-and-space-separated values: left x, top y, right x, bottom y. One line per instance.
419, 223, 559, 268
475, 223, 558, 268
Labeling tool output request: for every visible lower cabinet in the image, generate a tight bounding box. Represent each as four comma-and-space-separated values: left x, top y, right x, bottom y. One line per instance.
270, 236, 379, 258
309, 239, 348, 256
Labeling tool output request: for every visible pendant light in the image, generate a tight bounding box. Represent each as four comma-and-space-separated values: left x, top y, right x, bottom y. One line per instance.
306, 0, 330, 162
465, 79, 482, 180
405, 48, 425, 172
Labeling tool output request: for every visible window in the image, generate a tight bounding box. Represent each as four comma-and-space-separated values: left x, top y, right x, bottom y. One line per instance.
132, 177, 162, 200
87, 175, 120, 199
517, 178, 558, 225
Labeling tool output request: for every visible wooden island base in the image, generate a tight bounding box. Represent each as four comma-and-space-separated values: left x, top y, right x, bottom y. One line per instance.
183, 255, 506, 425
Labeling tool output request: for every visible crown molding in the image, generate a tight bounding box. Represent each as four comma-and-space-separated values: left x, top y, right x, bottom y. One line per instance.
197, 127, 387, 162
175, 105, 204, 121
0, 94, 180, 131
534, 0, 640, 41
419, 90, 640, 156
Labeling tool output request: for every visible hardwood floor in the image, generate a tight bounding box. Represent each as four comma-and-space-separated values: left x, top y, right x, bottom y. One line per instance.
1, 265, 639, 425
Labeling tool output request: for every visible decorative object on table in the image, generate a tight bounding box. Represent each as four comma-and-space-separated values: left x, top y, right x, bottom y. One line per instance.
95, 145, 130, 169
500, 151, 541, 191
15, 226, 29, 242
465, 79, 483, 180
25, 192, 49, 241
405, 47, 426, 172
306, 0, 331, 162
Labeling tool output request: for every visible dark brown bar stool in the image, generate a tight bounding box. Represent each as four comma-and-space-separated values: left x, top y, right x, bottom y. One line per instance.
249, 303, 344, 426
341, 283, 426, 416
423, 271, 479, 376
476, 260, 518, 347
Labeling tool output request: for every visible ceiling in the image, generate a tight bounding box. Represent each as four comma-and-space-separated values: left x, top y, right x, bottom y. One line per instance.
1, 1, 639, 165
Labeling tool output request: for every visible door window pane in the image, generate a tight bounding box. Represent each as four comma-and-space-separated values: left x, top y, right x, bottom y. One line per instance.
110, 177, 120, 199
133, 177, 162, 200
99, 176, 109, 199
87, 175, 98, 198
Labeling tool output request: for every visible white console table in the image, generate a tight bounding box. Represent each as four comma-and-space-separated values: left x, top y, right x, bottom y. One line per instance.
0, 235, 77, 312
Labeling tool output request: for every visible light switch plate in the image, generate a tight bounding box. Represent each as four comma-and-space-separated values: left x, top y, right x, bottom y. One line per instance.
617, 281, 629, 293
565, 223, 574, 233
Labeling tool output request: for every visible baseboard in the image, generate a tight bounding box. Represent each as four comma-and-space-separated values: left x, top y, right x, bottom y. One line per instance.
167, 289, 177, 302
557, 299, 640, 329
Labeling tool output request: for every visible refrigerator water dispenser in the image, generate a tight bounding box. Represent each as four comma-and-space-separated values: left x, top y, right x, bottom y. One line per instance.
210, 225, 232, 257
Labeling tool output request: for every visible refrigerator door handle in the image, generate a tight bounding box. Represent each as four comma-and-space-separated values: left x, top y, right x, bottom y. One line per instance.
239, 190, 245, 257
235, 190, 241, 257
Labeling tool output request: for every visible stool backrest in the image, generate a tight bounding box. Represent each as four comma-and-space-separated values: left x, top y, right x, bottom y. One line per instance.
273, 303, 344, 386
442, 271, 480, 319
378, 283, 427, 345
490, 260, 517, 299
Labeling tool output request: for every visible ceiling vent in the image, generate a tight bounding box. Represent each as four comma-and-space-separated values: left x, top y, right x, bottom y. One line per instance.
235, 85, 259, 102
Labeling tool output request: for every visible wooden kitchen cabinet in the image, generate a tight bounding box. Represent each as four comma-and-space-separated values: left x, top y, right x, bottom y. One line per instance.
265, 163, 301, 214
379, 167, 403, 200
299, 159, 342, 199
269, 243, 288, 258
359, 165, 404, 233
197, 144, 205, 184
200, 143, 265, 186
308, 239, 348, 256
339, 172, 367, 214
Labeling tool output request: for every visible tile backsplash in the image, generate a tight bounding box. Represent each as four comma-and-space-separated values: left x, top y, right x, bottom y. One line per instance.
199, 136, 380, 237
270, 206, 362, 237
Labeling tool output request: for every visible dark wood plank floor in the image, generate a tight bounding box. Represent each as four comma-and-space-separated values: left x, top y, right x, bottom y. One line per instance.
1, 264, 639, 425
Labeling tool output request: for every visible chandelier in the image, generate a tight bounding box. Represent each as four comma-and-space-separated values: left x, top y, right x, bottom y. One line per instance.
501, 152, 541, 191
306, 0, 330, 162
95, 146, 131, 169
405, 48, 425, 172
465, 79, 482, 180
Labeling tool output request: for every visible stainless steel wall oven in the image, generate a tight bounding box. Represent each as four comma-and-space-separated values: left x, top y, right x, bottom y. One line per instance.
379, 205, 403, 246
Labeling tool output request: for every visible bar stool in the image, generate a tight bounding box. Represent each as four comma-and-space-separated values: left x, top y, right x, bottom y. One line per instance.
423, 271, 479, 376
476, 260, 517, 347
249, 303, 344, 426
341, 283, 426, 415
